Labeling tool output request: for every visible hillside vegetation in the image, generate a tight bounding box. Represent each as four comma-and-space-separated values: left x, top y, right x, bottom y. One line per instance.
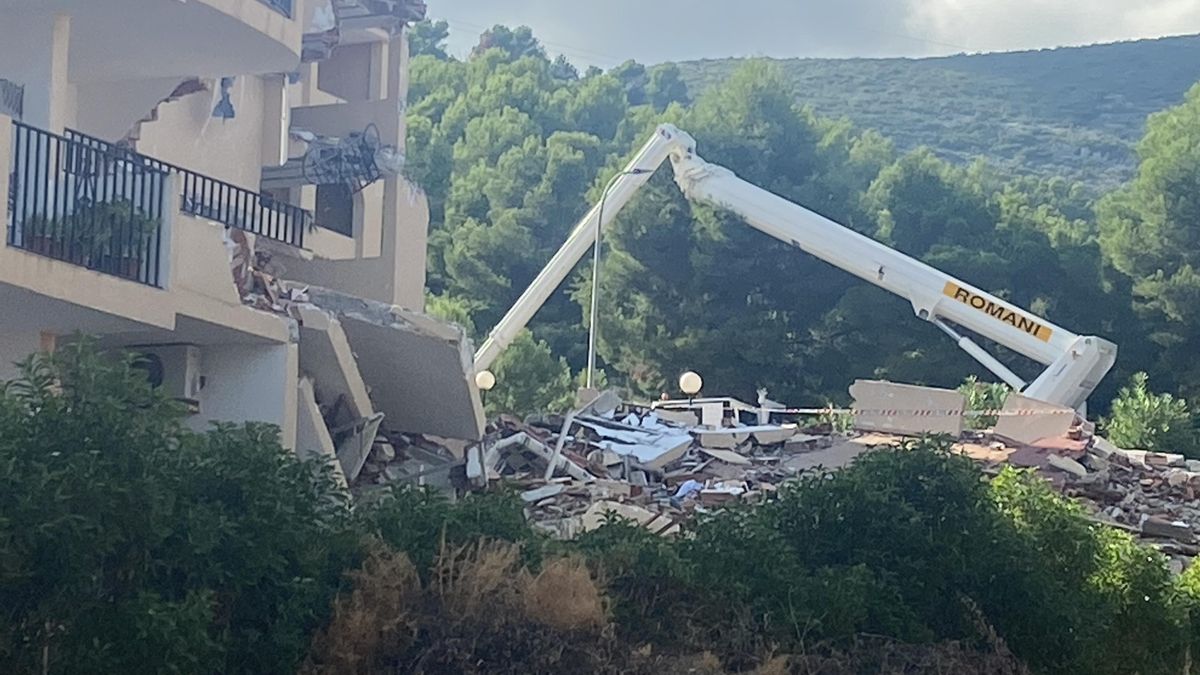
406, 22, 1200, 423
677, 35, 1200, 190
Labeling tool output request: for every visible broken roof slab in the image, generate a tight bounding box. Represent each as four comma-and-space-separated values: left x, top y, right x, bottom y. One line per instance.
302, 286, 485, 441
292, 303, 375, 423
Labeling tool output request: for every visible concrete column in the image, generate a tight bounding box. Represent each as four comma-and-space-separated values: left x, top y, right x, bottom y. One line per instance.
47, 14, 73, 133
367, 40, 388, 101
9, 13, 73, 132
381, 31, 426, 310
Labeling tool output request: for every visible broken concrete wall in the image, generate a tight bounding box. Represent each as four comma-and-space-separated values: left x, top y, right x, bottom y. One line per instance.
849, 380, 965, 436
293, 303, 374, 425
993, 393, 1076, 445
303, 286, 485, 441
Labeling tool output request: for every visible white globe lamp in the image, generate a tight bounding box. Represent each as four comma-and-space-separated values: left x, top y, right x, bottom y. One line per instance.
679, 371, 703, 398
475, 369, 497, 392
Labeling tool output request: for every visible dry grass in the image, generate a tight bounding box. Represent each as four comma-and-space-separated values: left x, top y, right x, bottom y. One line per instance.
304, 543, 1031, 675
785, 637, 1032, 675
301, 543, 420, 675
434, 540, 523, 622
305, 541, 623, 674
524, 555, 607, 632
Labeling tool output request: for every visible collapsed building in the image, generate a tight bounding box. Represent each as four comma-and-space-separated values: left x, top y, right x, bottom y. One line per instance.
3, 1, 1191, 582
0, 0, 484, 478
345, 381, 1200, 575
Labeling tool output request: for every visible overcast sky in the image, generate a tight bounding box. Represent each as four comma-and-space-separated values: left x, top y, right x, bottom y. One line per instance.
437, 0, 1200, 67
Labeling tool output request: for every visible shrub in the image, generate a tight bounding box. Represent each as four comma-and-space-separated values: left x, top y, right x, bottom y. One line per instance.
0, 342, 360, 674
1104, 372, 1199, 456
360, 485, 540, 576
577, 439, 1192, 674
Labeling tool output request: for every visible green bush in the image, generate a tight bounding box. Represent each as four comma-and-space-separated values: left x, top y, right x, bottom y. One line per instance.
0, 342, 360, 674
959, 375, 1010, 429
361, 485, 541, 576
578, 440, 1193, 674
1104, 372, 1198, 456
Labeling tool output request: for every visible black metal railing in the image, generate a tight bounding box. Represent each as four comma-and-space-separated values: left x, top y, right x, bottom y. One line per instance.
258, 0, 293, 17
7, 122, 167, 286
65, 129, 310, 248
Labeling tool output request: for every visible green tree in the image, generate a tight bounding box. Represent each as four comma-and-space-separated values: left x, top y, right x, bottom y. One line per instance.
485, 330, 574, 416
409, 19, 451, 60
405, 23, 1167, 416
1104, 372, 1198, 456
609, 60, 648, 105
550, 54, 579, 81
1099, 84, 1200, 397
645, 63, 690, 111
425, 292, 481, 338
471, 25, 545, 62
864, 149, 994, 257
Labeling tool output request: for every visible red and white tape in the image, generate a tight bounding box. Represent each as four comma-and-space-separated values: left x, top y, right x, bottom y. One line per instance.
776, 407, 1075, 418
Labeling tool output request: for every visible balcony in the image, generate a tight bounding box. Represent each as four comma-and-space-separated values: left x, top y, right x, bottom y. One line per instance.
66, 130, 311, 248
0, 1, 304, 84
6, 122, 166, 286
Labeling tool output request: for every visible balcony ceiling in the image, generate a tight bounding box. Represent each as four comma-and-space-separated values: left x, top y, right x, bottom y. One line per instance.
0, 0, 302, 82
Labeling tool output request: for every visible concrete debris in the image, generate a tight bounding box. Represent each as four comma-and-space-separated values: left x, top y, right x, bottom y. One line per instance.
962, 428, 1200, 573
337, 378, 1200, 577
1047, 454, 1088, 478
521, 483, 565, 503
352, 428, 462, 492
301, 286, 486, 441
462, 397, 888, 542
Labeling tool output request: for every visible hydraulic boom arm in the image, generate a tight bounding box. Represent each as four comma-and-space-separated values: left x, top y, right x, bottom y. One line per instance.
474, 125, 1116, 410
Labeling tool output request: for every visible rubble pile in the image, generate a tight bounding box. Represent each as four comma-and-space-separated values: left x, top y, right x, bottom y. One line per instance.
464, 401, 876, 540
961, 428, 1200, 571
1058, 440, 1200, 572
355, 430, 463, 492
317, 373, 1200, 575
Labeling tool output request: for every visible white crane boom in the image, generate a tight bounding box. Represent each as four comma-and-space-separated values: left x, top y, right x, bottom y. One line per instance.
474, 125, 1116, 410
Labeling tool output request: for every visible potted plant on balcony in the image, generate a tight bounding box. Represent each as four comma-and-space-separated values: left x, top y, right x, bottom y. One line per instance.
78, 201, 160, 279
17, 200, 159, 280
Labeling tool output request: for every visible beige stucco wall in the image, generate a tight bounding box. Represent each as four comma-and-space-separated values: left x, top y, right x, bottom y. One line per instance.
290, 62, 345, 108
194, 0, 306, 59
318, 43, 374, 102
187, 341, 299, 448
134, 74, 270, 189
73, 77, 193, 140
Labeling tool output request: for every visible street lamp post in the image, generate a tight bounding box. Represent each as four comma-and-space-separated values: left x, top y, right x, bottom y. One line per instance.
585, 168, 649, 390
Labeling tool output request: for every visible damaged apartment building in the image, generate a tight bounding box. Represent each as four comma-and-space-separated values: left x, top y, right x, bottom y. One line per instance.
0, 0, 485, 484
